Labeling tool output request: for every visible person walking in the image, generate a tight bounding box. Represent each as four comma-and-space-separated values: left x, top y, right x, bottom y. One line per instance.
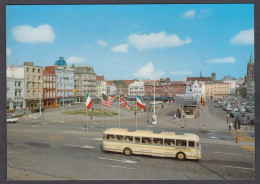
203, 125, 206, 134
229, 121, 233, 131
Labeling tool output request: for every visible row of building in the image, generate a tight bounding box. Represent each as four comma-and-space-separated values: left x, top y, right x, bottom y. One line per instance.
6, 55, 255, 110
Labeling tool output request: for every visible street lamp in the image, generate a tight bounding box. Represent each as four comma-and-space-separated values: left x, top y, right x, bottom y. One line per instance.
32, 80, 43, 115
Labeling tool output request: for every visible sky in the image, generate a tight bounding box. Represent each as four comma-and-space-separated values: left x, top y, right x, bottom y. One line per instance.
6, 4, 254, 81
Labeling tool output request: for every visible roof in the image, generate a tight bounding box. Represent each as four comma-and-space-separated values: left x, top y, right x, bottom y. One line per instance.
55, 57, 67, 66
123, 80, 135, 85
107, 81, 115, 85
96, 76, 105, 81
186, 77, 212, 82
103, 128, 200, 141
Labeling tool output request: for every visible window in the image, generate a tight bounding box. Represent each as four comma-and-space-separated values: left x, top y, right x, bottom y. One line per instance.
176, 140, 187, 147
18, 81, 21, 87
27, 91, 30, 96
106, 134, 114, 140
188, 141, 195, 147
15, 81, 17, 87
15, 91, 17, 97
134, 137, 140, 143
115, 135, 124, 141
27, 68, 29, 72
38, 76, 41, 80
164, 139, 175, 146
125, 136, 133, 142
153, 138, 163, 145
33, 91, 36, 97
142, 137, 152, 144
38, 69, 40, 73
33, 68, 35, 72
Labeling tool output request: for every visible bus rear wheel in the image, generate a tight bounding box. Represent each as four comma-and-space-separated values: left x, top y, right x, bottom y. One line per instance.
176, 152, 186, 161
123, 148, 132, 156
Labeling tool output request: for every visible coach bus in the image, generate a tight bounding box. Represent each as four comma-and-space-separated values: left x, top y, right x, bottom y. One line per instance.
102, 128, 201, 160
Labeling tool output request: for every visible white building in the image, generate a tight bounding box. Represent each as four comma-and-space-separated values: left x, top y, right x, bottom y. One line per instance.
222, 76, 236, 95
128, 81, 144, 97
186, 80, 205, 98
6, 66, 25, 110
106, 81, 116, 96
96, 76, 107, 97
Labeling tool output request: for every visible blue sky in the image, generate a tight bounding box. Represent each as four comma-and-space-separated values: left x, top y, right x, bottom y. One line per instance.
6, 4, 254, 81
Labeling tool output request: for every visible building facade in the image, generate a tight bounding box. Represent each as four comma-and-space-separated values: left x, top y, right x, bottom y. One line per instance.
72, 65, 97, 102
23, 62, 43, 109
106, 81, 117, 96
222, 76, 236, 95
128, 81, 144, 97
112, 80, 129, 97
43, 66, 57, 108
205, 81, 230, 100
6, 66, 25, 110
96, 75, 107, 97
186, 80, 205, 98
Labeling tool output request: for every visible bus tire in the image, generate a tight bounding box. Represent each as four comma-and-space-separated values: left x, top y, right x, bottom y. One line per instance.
176, 152, 186, 161
123, 148, 132, 156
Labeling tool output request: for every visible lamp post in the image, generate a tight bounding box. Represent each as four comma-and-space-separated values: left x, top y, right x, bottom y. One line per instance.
33, 80, 43, 115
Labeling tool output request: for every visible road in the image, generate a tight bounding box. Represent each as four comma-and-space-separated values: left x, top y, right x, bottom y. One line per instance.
7, 101, 255, 180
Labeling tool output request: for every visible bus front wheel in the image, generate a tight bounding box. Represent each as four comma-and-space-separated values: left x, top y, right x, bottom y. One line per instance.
123, 148, 132, 156
176, 152, 186, 161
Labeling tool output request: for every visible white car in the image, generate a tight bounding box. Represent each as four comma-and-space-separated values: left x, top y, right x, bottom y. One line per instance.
7, 116, 18, 123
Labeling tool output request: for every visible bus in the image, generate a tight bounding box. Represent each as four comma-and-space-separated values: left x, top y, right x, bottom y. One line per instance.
102, 128, 201, 160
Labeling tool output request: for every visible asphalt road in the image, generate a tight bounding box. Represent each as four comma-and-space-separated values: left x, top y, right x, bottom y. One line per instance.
7, 101, 255, 180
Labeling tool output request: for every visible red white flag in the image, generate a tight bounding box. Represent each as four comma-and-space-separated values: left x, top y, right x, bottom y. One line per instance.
119, 97, 130, 109
86, 93, 93, 110
102, 93, 112, 108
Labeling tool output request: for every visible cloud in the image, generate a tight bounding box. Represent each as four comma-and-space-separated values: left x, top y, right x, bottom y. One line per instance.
128, 31, 191, 50
6, 48, 11, 56
171, 71, 192, 76
97, 39, 108, 47
230, 29, 254, 45
198, 9, 211, 18
11, 24, 55, 44
67, 56, 85, 64
206, 57, 235, 64
111, 44, 128, 53
134, 62, 165, 79
182, 9, 195, 18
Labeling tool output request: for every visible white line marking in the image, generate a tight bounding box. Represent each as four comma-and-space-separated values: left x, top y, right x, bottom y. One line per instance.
225, 166, 255, 170
210, 137, 218, 139
99, 157, 138, 164
64, 144, 95, 149
32, 125, 37, 127
78, 137, 102, 141
107, 165, 134, 170
7, 151, 12, 154
214, 152, 243, 156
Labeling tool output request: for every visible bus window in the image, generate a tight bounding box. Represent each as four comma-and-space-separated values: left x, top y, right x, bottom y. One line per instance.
107, 134, 114, 140
142, 137, 152, 144
103, 134, 106, 140
164, 139, 175, 146
134, 137, 140, 143
188, 141, 195, 147
153, 138, 163, 145
176, 140, 187, 147
115, 135, 124, 141
125, 136, 133, 142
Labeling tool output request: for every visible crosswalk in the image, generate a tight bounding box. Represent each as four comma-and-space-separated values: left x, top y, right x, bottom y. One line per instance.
229, 131, 254, 143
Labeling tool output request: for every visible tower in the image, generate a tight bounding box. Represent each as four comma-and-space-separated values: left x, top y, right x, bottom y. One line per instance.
246, 53, 254, 84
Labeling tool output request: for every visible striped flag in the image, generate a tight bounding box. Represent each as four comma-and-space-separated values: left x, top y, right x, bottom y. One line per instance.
201, 95, 205, 107
136, 95, 146, 110
120, 97, 130, 109
86, 93, 93, 110
102, 93, 112, 108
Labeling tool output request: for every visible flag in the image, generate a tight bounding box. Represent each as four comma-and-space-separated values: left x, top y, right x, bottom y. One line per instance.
86, 93, 93, 110
102, 93, 112, 108
201, 95, 205, 107
136, 95, 146, 110
120, 97, 130, 109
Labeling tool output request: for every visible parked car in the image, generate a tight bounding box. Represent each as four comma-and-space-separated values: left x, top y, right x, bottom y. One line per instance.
7, 116, 18, 123
232, 107, 239, 112
31, 108, 45, 113
224, 105, 232, 111
11, 110, 25, 117
236, 114, 247, 125
238, 106, 246, 112
230, 111, 238, 118
247, 107, 254, 113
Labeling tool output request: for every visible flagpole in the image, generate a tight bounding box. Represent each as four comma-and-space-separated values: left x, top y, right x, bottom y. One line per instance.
119, 95, 120, 128
136, 94, 137, 130
102, 96, 103, 131
86, 107, 88, 132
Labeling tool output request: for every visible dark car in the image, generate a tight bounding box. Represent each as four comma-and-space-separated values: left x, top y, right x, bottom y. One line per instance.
11, 110, 25, 117
236, 114, 247, 125
31, 108, 44, 113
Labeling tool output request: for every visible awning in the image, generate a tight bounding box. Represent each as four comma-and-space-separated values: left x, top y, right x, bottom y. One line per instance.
57, 98, 76, 102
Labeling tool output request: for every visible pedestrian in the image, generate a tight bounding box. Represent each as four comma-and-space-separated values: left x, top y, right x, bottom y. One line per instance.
227, 117, 229, 124
162, 104, 164, 109
229, 122, 231, 130
203, 125, 206, 134
177, 109, 179, 114
174, 114, 176, 119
